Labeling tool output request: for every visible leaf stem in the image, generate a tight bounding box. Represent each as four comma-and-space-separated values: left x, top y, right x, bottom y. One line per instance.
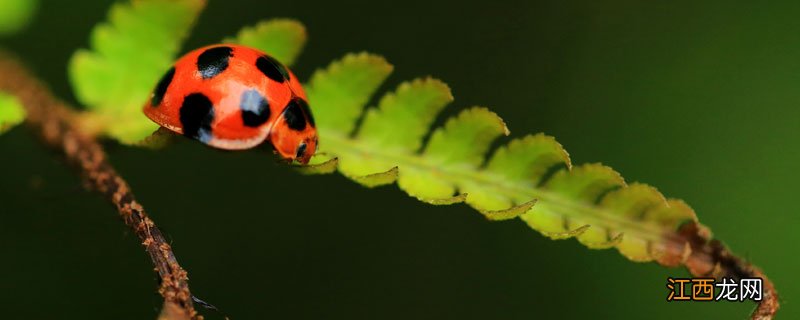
0, 51, 197, 319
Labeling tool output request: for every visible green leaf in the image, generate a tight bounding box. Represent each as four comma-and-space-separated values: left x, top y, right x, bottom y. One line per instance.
296, 157, 339, 175
0, 0, 37, 36
0, 92, 25, 134
306, 53, 393, 137
400, 107, 509, 203
358, 78, 453, 152
225, 19, 307, 67
304, 53, 705, 266
68, 0, 205, 144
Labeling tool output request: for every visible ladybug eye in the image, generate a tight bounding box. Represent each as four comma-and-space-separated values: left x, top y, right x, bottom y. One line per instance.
295, 142, 307, 159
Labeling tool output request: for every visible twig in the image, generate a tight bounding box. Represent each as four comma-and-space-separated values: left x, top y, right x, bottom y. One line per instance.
0, 52, 197, 319
676, 222, 780, 319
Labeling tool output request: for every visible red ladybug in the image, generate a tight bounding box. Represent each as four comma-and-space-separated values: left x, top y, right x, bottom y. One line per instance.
143, 45, 317, 164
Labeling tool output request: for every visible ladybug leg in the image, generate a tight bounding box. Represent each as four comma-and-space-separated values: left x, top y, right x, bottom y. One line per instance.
135, 126, 177, 149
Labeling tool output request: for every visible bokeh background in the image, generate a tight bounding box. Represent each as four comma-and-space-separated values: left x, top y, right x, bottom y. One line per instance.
0, 0, 797, 319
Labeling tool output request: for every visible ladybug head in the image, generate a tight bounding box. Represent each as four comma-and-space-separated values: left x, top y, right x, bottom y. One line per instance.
268, 98, 318, 164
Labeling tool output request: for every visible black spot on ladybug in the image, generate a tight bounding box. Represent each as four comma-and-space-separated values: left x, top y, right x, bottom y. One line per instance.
197, 46, 233, 79
256, 55, 290, 82
180, 93, 215, 142
282, 98, 307, 131
151, 67, 175, 106
295, 97, 315, 127
295, 142, 307, 159
240, 89, 270, 127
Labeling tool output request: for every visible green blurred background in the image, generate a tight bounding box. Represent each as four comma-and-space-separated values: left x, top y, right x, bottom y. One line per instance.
0, 0, 797, 318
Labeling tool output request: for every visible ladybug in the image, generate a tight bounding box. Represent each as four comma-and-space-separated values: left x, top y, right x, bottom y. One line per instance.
143, 45, 317, 164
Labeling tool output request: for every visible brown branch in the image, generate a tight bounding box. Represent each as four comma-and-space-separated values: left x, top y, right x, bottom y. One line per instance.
677, 222, 780, 319
657, 221, 779, 318
0, 52, 197, 319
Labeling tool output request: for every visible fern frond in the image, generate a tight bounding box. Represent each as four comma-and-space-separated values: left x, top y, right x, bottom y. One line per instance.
60, 3, 775, 316
305, 53, 703, 266
68, 0, 205, 143
0, 92, 25, 134
0, 0, 37, 36
225, 18, 307, 67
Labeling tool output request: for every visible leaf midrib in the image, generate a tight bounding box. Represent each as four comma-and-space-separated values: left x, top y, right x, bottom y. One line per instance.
321, 129, 675, 242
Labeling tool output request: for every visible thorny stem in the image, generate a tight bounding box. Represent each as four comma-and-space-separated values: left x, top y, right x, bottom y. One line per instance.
0, 53, 197, 318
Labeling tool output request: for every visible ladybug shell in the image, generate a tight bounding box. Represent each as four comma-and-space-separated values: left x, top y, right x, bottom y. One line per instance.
143, 45, 317, 163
